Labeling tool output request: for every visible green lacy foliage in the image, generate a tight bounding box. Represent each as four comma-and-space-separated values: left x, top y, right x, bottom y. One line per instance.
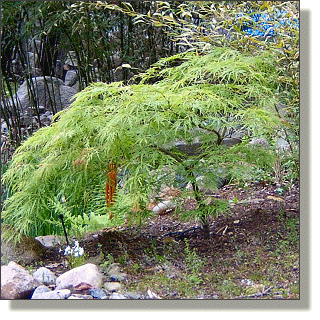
2, 47, 284, 241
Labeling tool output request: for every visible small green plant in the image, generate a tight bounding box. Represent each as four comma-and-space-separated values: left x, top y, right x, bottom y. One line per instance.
2, 255, 9, 265
291, 283, 299, 295
285, 217, 299, 245
101, 253, 115, 269
151, 238, 166, 263
133, 263, 140, 272
184, 239, 206, 284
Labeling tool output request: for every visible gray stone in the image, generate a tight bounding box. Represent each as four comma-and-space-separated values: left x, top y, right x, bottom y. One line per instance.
124, 292, 143, 299
27, 52, 41, 76
109, 292, 127, 299
6, 76, 78, 116
65, 51, 78, 67
107, 263, 127, 282
68, 294, 93, 299
104, 282, 122, 292
1, 261, 40, 299
276, 136, 290, 151
55, 263, 103, 290
31, 285, 71, 299
35, 235, 64, 248
64, 70, 78, 87
88, 287, 107, 299
249, 137, 269, 147
33, 267, 57, 285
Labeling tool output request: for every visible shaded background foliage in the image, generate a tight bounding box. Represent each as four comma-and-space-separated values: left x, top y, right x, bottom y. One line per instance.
1, 1, 299, 145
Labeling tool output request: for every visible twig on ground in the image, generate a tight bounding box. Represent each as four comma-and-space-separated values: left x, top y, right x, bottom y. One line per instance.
236, 286, 274, 299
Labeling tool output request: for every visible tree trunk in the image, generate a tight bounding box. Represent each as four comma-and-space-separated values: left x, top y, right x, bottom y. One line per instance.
191, 180, 210, 239
202, 221, 210, 240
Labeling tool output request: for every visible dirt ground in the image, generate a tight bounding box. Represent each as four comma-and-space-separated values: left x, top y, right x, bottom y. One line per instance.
39, 180, 299, 299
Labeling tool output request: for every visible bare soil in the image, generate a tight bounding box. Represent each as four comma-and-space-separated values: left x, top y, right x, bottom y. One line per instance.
39, 181, 299, 299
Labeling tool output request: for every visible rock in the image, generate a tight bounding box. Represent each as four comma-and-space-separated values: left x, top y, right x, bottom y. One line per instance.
31, 285, 71, 299
124, 292, 143, 299
146, 289, 161, 299
88, 288, 107, 299
104, 282, 122, 292
158, 186, 182, 200
151, 200, 176, 215
55, 263, 103, 290
276, 136, 290, 151
33, 267, 57, 286
31, 285, 51, 296
1, 120, 8, 133
107, 263, 127, 282
35, 235, 64, 248
163, 263, 180, 279
221, 137, 242, 147
74, 282, 93, 291
1, 261, 40, 299
39, 114, 52, 127
249, 137, 269, 147
5, 76, 78, 116
68, 294, 93, 299
64, 70, 78, 87
1, 226, 47, 265
109, 292, 127, 299
65, 51, 78, 67
27, 52, 41, 76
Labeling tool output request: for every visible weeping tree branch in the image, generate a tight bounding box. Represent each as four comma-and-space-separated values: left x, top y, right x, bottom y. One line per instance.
152, 143, 210, 238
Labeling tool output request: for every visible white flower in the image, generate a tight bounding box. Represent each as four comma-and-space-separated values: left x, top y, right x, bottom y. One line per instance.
63, 240, 84, 257
64, 246, 72, 256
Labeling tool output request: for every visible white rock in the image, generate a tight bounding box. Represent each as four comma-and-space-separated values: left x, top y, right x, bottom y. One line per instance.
31, 285, 71, 299
104, 282, 122, 292
109, 292, 127, 299
1, 261, 40, 299
55, 263, 103, 290
151, 201, 175, 214
33, 267, 57, 285
147, 289, 161, 299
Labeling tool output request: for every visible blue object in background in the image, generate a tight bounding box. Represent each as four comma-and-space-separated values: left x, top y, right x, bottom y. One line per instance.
236, 10, 299, 39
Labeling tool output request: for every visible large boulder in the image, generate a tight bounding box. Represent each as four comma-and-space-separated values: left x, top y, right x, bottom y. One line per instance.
55, 263, 103, 290
7, 76, 78, 116
1, 226, 47, 265
1, 261, 40, 299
